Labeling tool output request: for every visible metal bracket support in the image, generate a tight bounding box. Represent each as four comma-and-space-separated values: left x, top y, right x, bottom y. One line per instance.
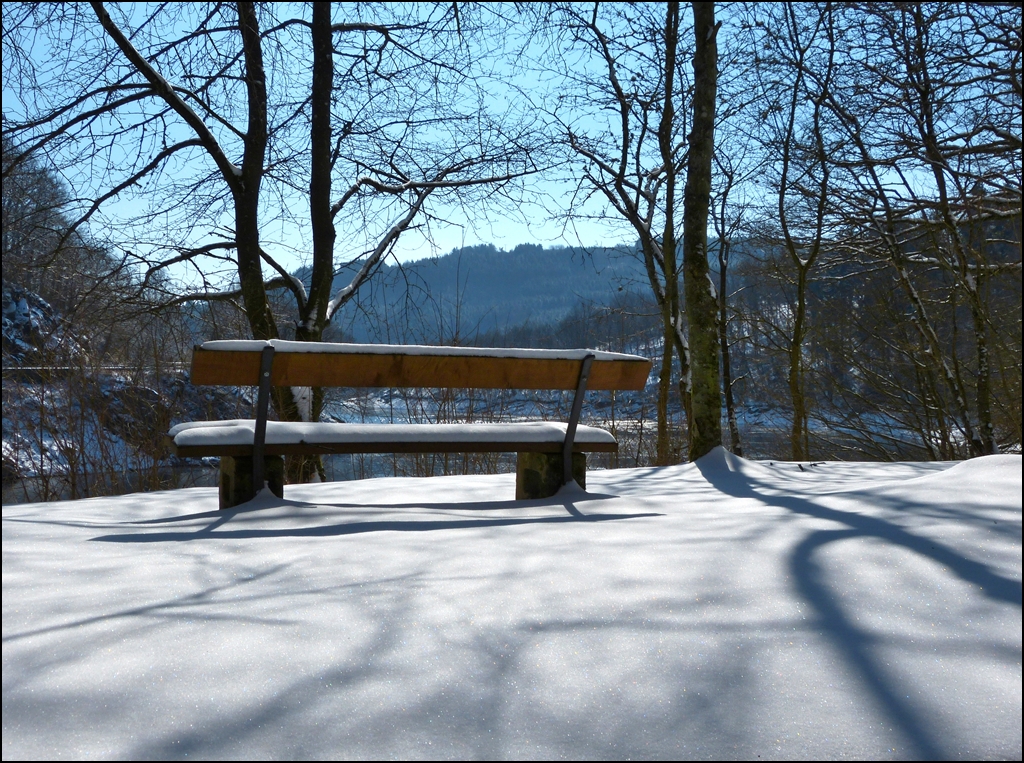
562, 353, 595, 485
251, 344, 275, 499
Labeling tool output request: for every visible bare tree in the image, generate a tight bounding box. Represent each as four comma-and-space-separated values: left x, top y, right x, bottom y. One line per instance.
739, 2, 844, 460
817, 2, 1020, 456
541, 2, 692, 464
729, 1, 1020, 459
4, 2, 542, 479
710, 149, 751, 456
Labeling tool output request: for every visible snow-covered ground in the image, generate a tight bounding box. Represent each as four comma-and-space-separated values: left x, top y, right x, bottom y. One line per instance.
3, 448, 1020, 760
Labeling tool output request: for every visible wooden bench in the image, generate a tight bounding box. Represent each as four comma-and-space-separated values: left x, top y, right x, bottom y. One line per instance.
168, 340, 652, 508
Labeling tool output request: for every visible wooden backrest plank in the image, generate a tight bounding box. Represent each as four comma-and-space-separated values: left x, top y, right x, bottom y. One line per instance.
191, 348, 650, 390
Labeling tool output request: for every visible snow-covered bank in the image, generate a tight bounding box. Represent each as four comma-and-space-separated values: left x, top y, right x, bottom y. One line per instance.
3, 449, 1020, 760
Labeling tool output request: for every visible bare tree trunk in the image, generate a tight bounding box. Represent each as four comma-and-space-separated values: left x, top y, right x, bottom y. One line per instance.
683, 2, 722, 460
712, 156, 742, 456
717, 239, 741, 456
787, 267, 810, 460
657, 2, 683, 465
287, 0, 336, 482
234, 3, 276, 344
971, 272, 997, 454
655, 318, 674, 464
299, 0, 335, 349
774, 3, 836, 461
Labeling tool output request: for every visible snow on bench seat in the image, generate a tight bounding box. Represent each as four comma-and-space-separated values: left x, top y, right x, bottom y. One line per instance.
170, 419, 618, 457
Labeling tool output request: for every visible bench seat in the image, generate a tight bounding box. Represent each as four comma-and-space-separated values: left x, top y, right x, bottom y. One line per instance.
170, 419, 618, 458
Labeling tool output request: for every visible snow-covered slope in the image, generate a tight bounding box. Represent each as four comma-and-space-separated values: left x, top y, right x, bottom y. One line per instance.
3, 450, 1020, 759
1, 283, 81, 364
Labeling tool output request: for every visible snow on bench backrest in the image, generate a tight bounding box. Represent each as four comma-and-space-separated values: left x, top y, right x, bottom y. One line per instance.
190, 340, 652, 391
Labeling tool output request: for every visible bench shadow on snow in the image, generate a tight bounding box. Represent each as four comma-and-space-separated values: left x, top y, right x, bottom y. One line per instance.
89, 489, 661, 543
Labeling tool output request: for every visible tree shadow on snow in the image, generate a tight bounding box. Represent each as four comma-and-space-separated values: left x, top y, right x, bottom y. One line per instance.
695, 456, 1022, 761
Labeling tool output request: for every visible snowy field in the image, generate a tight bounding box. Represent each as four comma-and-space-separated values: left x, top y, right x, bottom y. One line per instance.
3, 448, 1020, 760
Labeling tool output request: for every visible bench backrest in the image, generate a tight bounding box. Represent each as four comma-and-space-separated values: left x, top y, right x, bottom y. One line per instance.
190, 340, 651, 391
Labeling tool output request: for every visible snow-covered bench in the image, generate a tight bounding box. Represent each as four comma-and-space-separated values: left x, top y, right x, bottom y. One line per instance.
169, 340, 652, 508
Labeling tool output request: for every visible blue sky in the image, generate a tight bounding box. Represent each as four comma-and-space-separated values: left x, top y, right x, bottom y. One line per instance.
0, 2, 654, 283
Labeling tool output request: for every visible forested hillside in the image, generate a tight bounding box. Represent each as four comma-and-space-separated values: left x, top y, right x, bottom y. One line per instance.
328, 243, 651, 340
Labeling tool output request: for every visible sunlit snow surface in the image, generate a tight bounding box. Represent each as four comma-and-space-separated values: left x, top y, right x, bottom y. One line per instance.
3, 449, 1020, 760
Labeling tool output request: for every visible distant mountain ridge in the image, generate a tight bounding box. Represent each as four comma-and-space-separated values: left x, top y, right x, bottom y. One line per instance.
326, 243, 653, 342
